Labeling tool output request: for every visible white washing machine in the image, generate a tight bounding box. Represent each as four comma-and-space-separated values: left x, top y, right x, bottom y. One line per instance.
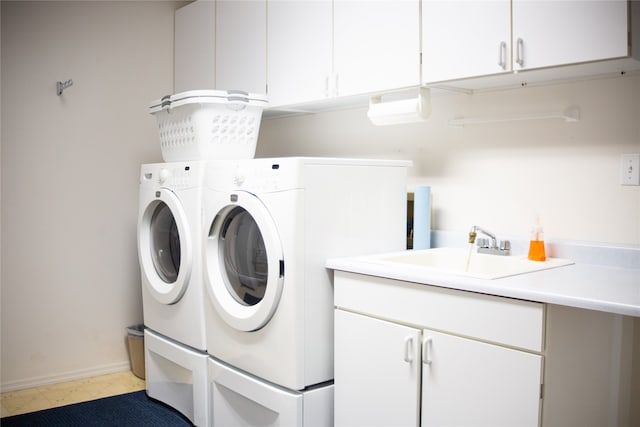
137, 162, 209, 426
202, 157, 410, 395
137, 161, 206, 350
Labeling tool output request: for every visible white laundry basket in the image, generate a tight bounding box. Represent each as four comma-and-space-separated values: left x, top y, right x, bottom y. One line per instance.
150, 90, 268, 162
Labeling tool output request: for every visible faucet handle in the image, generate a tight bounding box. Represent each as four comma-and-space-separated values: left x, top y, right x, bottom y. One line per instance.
499, 240, 511, 251
476, 237, 490, 248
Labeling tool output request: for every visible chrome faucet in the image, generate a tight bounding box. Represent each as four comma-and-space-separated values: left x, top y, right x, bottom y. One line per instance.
468, 226, 510, 256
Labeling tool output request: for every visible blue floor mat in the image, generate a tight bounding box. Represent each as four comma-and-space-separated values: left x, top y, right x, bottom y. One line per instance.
1, 390, 193, 426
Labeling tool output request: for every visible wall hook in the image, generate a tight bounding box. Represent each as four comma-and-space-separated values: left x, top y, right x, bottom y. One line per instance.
56, 79, 73, 96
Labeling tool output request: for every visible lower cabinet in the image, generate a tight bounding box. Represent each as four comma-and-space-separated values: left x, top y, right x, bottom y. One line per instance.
333, 271, 637, 427
335, 309, 542, 427
335, 310, 421, 426
421, 329, 541, 426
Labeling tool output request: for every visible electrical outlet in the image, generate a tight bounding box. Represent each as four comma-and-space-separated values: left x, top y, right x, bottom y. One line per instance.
621, 154, 640, 186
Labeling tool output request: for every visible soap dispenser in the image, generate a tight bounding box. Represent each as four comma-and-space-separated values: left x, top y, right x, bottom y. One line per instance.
528, 217, 546, 262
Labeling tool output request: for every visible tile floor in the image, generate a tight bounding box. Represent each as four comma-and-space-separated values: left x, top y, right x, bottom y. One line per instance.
0, 371, 145, 418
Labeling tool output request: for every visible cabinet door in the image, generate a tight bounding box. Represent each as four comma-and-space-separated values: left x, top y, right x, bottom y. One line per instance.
422, 0, 511, 83
512, 0, 628, 71
421, 329, 542, 427
335, 310, 421, 427
333, 0, 420, 97
174, 0, 216, 92
267, 0, 332, 107
216, 0, 267, 93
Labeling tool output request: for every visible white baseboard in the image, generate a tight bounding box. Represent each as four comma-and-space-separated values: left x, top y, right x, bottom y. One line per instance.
1, 360, 132, 393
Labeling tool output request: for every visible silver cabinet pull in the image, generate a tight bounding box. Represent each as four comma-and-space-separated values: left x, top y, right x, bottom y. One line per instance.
422, 337, 433, 365
324, 75, 329, 98
403, 336, 414, 363
498, 41, 507, 70
515, 37, 525, 67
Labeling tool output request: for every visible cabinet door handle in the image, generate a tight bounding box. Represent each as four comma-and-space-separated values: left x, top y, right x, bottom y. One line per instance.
325, 73, 338, 98
498, 41, 507, 70
515, 37, 524, 67
403, 336, 414, 363
324, 75, 329, 98
422, 337, 433, 365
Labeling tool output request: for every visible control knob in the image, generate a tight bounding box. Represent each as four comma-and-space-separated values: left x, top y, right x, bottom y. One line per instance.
234, 168, 246, 186
159, 168, 171, 184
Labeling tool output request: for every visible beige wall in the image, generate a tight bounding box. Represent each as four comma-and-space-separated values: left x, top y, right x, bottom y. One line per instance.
258, 75, 640, 246
1, 1, 183, 390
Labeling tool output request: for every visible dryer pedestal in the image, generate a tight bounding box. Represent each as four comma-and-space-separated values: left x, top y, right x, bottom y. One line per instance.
145, 329, 209, 426
208, 357, 333, 427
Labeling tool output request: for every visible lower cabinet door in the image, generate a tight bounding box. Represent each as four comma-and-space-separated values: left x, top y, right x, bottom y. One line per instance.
335, 309, 421, 426
421, 329, 542, 427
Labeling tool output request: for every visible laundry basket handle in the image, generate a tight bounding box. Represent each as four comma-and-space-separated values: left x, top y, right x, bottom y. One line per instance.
225, 90, 249, 110
226, 89, 249, 97
226, 90, 249, 103
160, 95, 172, 108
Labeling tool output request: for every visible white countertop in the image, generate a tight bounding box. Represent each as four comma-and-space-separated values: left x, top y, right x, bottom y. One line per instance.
327, 249, 640, 317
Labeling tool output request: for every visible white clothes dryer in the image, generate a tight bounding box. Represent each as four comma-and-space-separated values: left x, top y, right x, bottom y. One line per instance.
202, 157, 410, 391
137, 161, 206, 350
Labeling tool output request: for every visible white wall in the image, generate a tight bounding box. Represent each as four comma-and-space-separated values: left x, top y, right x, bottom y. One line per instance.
257, 75, 640, 246
1, 1, 183, 391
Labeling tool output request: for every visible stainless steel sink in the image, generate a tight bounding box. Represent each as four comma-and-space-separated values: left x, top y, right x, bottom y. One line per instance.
377, 247, 573, 279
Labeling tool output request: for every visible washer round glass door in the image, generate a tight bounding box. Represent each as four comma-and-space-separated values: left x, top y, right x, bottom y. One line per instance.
138, 189, 192, 305
205, 192, 284, 332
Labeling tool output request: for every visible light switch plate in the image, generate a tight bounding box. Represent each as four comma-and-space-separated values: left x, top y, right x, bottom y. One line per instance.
621, 153, 640, 186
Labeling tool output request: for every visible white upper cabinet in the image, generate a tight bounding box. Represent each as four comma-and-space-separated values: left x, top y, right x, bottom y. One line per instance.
215, 0, 267, 94
267, 0, 332, 107
176, 1, 635, 106
423, 0, 630, 84
174, 0, 216, 93
422, 1, 511, 83
333, 0, 421, 97
512, 0, 629, 71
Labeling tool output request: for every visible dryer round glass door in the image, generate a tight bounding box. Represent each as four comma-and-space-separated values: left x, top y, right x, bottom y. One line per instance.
205, 191, 284, 332
222, 206, 268, 306
138, 189, 192, 305
150, 203, 181, 283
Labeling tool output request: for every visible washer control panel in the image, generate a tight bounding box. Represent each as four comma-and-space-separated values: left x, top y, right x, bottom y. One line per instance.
141, 163, 203, 190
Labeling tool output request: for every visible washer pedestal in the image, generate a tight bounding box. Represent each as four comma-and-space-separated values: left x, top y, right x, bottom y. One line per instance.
145, 329, 209, 426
